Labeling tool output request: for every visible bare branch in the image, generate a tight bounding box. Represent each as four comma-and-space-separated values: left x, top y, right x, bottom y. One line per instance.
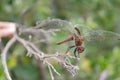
1, 33, 79, 80
48, 65, 54, 80
15, 33, 79, 76
45, 61, 61, 76
1, 19, 79, 80
1, 36, 17, 80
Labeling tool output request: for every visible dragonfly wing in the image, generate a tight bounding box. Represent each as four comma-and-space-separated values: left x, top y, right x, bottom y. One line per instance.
35, 18, 74, 33
83, 29, 120, 42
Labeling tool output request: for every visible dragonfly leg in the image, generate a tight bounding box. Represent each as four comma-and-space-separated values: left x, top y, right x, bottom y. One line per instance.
65, 45, 75, 54
74, 27, 81, 35
74, 48, 77, 57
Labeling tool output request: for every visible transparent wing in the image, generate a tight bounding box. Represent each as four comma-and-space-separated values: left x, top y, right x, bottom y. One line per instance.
83, 29, 120, 42
35, 18, 74, 33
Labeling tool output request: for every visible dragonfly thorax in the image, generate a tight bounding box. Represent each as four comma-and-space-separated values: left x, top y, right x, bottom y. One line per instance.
73, 34, 84, 46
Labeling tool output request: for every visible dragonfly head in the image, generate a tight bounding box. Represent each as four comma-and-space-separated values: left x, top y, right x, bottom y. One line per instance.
77, 46, 84, 53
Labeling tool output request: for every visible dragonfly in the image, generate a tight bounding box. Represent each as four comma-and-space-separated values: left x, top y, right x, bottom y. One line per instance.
57, 26, 120, 57
57, 27, 85, 57
21, 18, 120, 57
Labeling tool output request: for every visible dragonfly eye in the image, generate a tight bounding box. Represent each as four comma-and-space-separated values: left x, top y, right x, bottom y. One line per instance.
77, 46, 84, 53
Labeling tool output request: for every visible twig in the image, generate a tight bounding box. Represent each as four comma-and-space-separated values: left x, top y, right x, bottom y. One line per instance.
1, 36, 17, 80
48, 65, 54, 80
45, 61, 61, 76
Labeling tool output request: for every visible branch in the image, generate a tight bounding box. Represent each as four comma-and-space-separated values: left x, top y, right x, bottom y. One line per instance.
48, 65, 54, 80
1, 33, 79, 80
1, 19, 79, 80
1, 36, 17, 80
14, 33, 79, 77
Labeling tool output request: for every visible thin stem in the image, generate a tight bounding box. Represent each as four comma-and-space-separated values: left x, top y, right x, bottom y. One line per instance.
1, 36, 16, 80
48, 65, 54, 80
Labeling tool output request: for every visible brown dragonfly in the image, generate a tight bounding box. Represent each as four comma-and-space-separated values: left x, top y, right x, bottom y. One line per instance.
57, 26, 120, 57
57, 27, 85, 57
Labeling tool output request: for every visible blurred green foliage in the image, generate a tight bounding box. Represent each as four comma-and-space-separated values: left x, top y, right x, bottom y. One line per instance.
0, 0, 120, 80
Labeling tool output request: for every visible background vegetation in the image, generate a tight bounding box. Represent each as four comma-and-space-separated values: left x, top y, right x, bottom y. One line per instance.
0, 0, 120, 80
